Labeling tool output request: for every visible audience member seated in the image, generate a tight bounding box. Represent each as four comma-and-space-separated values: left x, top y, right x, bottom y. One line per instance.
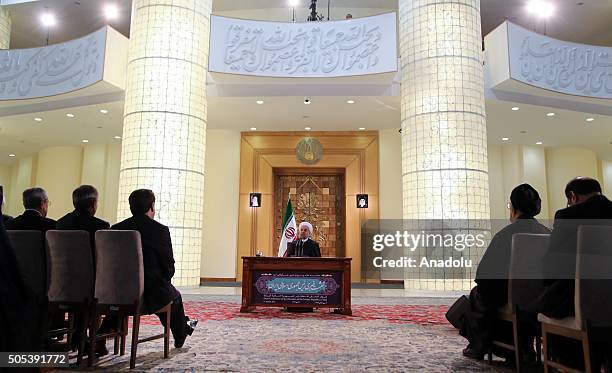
56, 185, 110, 356
6, 187, 56, 232
538, 177, 612, 369
110, 189, 197, 348
460, 184, 550, 361
57, 185, 110, 248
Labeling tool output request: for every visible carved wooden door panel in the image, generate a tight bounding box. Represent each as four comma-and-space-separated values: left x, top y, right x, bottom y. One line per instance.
274, 175, 344, 257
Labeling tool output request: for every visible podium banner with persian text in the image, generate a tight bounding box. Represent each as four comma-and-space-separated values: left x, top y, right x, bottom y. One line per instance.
252, 271, 342, 306
209, 13, 398, 78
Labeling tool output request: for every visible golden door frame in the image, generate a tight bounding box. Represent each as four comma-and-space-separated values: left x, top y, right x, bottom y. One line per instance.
236, 131, 379, 282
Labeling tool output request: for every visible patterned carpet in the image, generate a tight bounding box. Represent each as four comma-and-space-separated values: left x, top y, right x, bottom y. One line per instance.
66, 300, 513, 372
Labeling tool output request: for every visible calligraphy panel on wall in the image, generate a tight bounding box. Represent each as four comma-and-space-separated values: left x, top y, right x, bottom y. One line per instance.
209, 13, 398, 78
0, 27, 106, 100
506, 22, 612, 99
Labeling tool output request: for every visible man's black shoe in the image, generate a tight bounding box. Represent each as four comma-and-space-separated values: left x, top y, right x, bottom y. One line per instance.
462, 346, 484, 360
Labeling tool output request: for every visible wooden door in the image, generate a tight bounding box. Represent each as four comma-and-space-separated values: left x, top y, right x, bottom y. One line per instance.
274, 173, 345, 257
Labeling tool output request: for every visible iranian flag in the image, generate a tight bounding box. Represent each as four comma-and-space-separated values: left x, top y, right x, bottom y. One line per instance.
278, 199, 297, 257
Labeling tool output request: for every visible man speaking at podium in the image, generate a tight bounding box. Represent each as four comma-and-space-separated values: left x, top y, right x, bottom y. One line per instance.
287, 222, 321, 257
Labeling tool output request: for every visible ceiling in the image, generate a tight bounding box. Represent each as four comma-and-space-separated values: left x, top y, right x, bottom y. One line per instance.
1, 0, 611, 166
5, 0, 612, 48
2, 94, 612, 165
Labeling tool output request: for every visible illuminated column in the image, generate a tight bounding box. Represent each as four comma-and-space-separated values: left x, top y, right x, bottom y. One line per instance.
118, 0, 212, 286
399, 0, 490, 290
0, 6, 11, 49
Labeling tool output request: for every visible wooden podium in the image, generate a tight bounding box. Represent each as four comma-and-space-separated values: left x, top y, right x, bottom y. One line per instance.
240, 256, 352, 315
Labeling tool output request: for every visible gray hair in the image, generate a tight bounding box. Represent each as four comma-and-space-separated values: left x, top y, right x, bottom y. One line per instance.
23, 187, 48, 209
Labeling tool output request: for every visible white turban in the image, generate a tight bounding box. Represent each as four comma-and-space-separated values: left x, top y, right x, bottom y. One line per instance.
299, 221, 313, 236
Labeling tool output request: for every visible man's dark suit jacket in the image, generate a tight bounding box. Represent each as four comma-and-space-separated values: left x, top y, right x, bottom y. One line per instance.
540, 194, 612, 318
112, 214, 176, 314
287, 238, 321, 257
475, 217, 551, 307
1, 214, 12, 225
6, 210, 56, 233
56, 210, 110, 248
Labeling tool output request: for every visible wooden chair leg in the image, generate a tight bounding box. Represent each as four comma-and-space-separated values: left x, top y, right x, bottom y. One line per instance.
164, 308, 170, 359
87, 314, 100, 367
120, 316, 127, 356
66, 312, 74, 351
512, 315, 522, 373
130, 314, 140, 369
114, 314, 122, 355
582, 331, 592, 373
542, 324, 550, 373
76, 310, 88, 366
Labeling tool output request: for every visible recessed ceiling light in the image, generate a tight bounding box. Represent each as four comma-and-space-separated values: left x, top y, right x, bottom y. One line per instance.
104, 4, 119, 20
358, 127, 366, 130
502, 137, 509, 141
305, 127, 312, 131
347, 100, 355, 104
40, 13, 56, 27
520, 130, 527, 134
526, 0, 555, 19
250, 127, 257, 131
66, 113, 75, 118
289, 0, 299, 7
8, 154, 15, 157
82, 139, 89, 143
34, 117, 43, 122
511, 107, 520, 111
256, 100, 264, 105
304, 98, 311, 105
114, 136, 122, 139
536, 141, 543, 145
586, 117, 595, 122
99, 109, 108, 114
546, 112, 555, 117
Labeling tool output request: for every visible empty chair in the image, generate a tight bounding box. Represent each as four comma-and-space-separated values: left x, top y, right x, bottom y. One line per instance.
46, 230, 94, 365
539, 225, 612, 373
489, 233, 550, 371
88, 230, 170, 369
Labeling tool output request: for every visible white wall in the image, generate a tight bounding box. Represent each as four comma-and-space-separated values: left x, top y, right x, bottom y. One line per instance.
200, 130, 241, 279
2, 144, 121, 222
379, 129, 403, 219
36, 147, 83, 219
546, 148, 600, 214
0, 165, 11, 212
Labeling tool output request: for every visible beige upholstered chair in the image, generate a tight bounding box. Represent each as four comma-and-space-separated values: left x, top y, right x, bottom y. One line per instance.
538, 225, 612, 373
88, 230, 171, 369
489, 233, 550, 371
46, 230, 94, 366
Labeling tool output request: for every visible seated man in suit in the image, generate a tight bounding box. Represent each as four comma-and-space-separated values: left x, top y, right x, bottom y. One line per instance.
6, 187, 56, 232
56, 185, 110, 355
538, 177, 612, 370
112, 189, 197, 348
287, 222, 321, 257
57, 185, 110, 248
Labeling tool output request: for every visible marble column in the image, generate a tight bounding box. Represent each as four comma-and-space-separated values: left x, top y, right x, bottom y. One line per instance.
118, 0, 212, 286
0, 6, 11, 49
399, 0, 490, 290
